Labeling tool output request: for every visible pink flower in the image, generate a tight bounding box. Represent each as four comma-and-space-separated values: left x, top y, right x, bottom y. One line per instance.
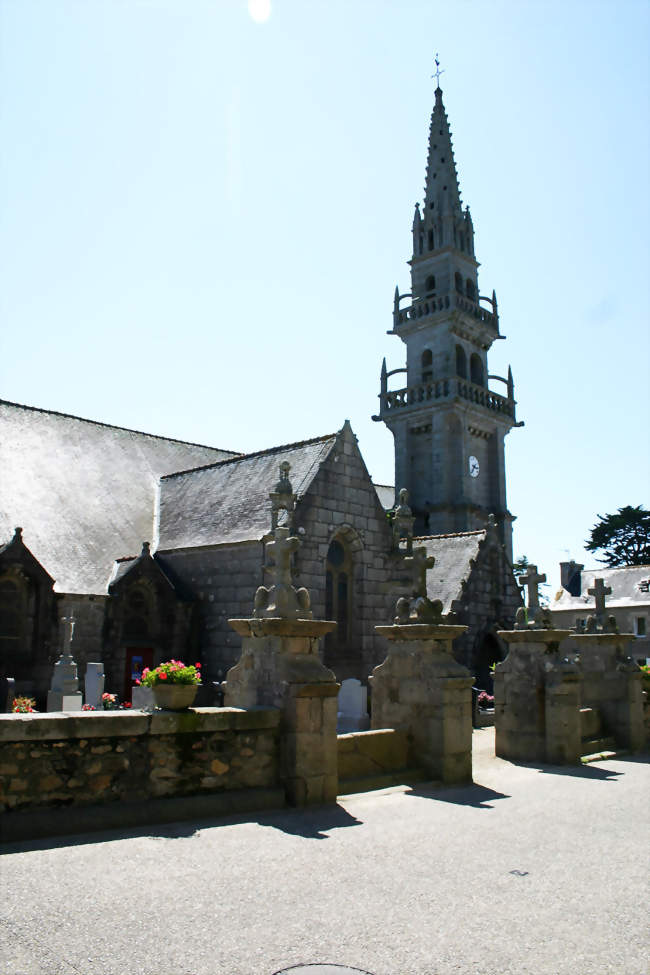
135, 679, 141, 686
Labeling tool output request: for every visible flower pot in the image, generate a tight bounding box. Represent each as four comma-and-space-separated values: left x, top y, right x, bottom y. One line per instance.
151, 683, 199, 711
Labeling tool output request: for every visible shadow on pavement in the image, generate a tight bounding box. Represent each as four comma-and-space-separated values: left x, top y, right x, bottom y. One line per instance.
536, 763, 623, 780
1, 802, 363, 854
253, 802, 363, 839
404, 781, 510, 809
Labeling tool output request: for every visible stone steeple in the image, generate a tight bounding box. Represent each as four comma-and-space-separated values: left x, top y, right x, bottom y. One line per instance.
374, 75, 520, 561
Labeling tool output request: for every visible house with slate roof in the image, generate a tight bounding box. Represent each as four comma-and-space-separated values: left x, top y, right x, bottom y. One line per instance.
551, 562, 650, 663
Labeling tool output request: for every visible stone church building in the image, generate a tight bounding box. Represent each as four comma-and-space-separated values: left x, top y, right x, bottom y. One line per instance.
0, 84, 522, 706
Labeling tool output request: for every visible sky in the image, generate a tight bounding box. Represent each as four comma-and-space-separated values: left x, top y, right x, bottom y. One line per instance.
1, 0, 648, 592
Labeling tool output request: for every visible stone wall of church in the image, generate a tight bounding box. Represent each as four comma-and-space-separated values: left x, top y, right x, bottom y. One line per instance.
159, 541, 265, 684
292, 429, 396, 683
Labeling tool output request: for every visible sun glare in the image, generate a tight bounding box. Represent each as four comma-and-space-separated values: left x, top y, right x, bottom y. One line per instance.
248, 0, 272, 24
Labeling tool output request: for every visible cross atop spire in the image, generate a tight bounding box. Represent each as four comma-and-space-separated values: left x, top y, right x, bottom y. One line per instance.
432, 53, 444, 90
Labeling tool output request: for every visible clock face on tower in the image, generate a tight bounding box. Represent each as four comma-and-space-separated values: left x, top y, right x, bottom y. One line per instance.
469, 455, 480, 478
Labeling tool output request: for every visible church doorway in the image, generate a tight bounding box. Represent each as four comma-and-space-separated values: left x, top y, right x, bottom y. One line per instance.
474, 632, 502, 693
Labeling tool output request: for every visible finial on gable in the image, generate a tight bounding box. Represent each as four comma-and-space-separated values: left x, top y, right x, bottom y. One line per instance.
13, 526, 23, 541
270, 460, 295, 531
141, 541, 151, 558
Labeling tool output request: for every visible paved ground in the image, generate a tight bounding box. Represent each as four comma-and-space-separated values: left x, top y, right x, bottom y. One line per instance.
1, 730, 648, 975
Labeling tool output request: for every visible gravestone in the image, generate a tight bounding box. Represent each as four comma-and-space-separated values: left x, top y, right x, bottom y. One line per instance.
337, 678, 369, 733
84, 663, 105, 710
47, 614, 83, 712
1, 676, 16, 713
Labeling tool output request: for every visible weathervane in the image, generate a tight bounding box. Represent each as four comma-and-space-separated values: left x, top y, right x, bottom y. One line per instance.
432, 53, 444, 89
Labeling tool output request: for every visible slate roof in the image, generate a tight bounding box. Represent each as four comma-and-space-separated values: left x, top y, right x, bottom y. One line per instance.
0, 400, 237, 594
158, 433, 339, 550
552, 565, 650, 612
415, 529, 485, 614
373, 483, 395, 510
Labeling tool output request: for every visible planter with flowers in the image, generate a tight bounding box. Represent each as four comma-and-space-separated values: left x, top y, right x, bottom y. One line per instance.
137, 660, 201, 711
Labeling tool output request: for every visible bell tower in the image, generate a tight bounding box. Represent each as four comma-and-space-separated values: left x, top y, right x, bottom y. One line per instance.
373, 76, 520, 560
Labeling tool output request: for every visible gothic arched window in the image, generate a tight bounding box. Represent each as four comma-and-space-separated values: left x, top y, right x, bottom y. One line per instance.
427, 230, 434, 250
325, 539, 351, 646
421, 349, 433, 383
466, 279, 475, 301
470, 353, 484, 386
425, 275, 436, 295
455, 271, 464, 293
455, 345, 467, 379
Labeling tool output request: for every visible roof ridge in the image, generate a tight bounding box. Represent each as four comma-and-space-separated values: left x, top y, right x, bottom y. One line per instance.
415, 529, 485, 540
0, 398, 240, 455
583, 564, 650, 572
161, 430, 340, 481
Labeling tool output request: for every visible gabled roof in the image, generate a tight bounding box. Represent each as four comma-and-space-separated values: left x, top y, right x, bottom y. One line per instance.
0, 400, 237, 594
416, 529, 486, 614
552, 564, 650, 613
158, 432, 339, 550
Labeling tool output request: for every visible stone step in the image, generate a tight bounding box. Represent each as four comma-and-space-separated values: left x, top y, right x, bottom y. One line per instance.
580, 707, 601, 739
581, 748, 628, 764
338, 768, 428, 796
580, 736, 622, 763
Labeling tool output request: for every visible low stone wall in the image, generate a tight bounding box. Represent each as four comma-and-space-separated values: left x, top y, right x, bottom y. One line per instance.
338, 728, 409, 781
0, 707, 281, 839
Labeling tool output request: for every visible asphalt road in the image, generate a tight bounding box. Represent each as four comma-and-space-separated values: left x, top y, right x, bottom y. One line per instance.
1, 730, 648, 975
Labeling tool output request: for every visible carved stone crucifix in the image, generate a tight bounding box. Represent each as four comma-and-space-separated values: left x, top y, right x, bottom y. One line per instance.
520, 565, 546, 610
588, 577, 612, 621
61, 613, 76, 654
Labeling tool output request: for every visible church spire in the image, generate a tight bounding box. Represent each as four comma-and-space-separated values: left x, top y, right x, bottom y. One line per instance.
423, 85, 462, 219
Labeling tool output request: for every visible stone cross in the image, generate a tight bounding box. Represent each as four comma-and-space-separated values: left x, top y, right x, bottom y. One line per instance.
432, 52, 445, 88
61, 613, 76, 653
406, 545, 435, 599
588, 578, 612, 621
520, 565, 546, 610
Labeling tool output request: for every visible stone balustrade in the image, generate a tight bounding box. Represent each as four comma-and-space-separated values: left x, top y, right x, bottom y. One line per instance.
394, 291, 499, 330
380, 376, 515, 419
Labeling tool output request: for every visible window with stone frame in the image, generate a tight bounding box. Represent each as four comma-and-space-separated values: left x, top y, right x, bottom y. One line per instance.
635, 616, 647, 637
470, 353, 484, 386
454, 271, 464, 293
325, 539, 352, 647
421, 349, 433, 383
424, 274, 436, 295
455, 344, 467, 379
466, 278, 475, 301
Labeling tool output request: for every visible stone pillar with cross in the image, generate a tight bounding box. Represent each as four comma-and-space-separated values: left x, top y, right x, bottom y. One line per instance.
47, 612, 83, 712
226, 462, 339, 806
496, 565, 578, 762
371, 536, 473, 784
572, 578, 643, 752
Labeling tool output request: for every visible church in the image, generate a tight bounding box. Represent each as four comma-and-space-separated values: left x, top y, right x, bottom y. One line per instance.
0, 82, 522, 707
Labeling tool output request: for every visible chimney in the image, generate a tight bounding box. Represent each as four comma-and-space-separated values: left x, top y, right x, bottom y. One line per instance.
560, 560, 583, 597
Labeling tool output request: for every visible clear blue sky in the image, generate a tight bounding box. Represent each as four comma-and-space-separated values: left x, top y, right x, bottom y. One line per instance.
1, 0, 648, 591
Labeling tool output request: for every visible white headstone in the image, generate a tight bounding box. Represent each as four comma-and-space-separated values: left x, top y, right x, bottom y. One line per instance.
61, 695, 83, 712
84, 663, 105, 710
337, 678, 369, 733
131, 685, 154, 710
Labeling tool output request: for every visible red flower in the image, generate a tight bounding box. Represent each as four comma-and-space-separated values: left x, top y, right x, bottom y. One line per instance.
159, 672, 168, 680
195, 662, 201, 668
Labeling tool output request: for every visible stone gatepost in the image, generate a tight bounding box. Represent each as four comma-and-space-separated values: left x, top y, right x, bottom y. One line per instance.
572, 579, 644, 752
371, 493, 472, 784
47, 614, 83, 712
495, 565, 574, 763
226, 464, 339, 807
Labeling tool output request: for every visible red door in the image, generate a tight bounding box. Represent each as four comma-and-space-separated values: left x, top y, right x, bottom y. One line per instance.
124, 648, 153, 704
